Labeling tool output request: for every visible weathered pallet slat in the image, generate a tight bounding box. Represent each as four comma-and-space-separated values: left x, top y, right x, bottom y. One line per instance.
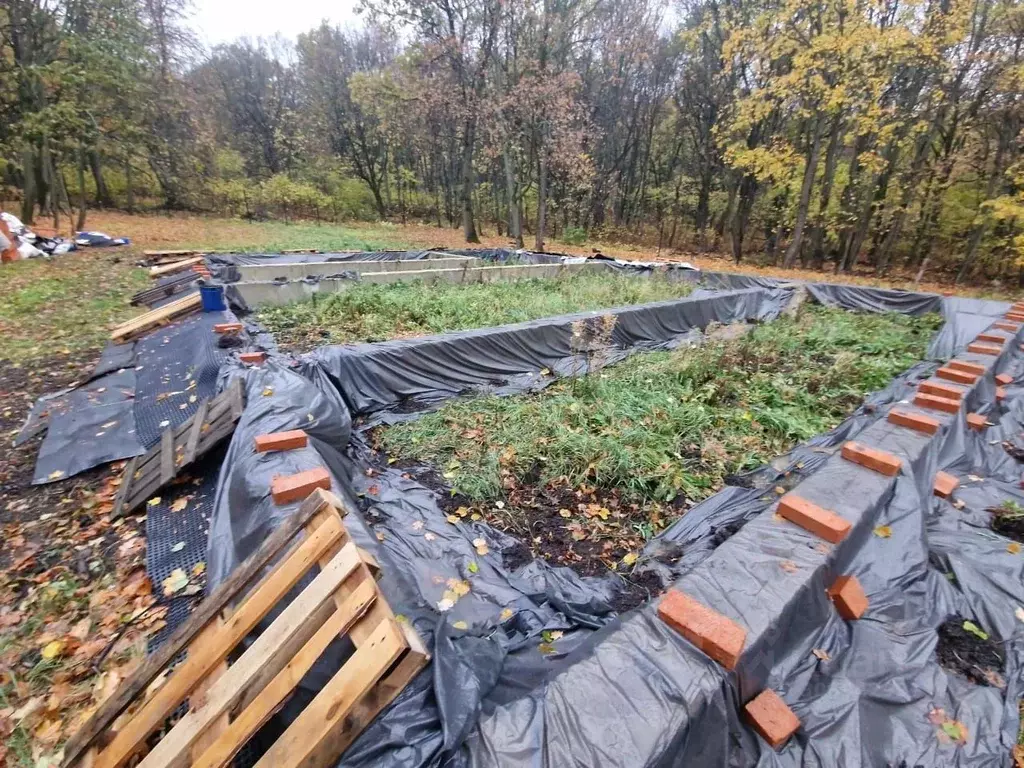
111, 293, 203, 344
62, 489, 428, 768
149, 257, 205, 278
112, 379, 244, 519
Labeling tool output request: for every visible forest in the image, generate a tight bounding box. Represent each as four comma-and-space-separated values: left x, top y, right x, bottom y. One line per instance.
1, 0, 1023, 282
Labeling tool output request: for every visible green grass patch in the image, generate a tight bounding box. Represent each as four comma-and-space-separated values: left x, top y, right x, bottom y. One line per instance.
380, 305, 941, 504
256, 272, 695, 351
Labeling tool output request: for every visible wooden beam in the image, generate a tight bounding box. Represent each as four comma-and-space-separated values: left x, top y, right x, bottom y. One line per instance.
149, 257, 204, 278
110, 293, 202, 344
61, 490, 347, 768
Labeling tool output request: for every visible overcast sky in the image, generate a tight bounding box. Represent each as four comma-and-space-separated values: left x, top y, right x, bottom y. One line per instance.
188, 0, 362, 47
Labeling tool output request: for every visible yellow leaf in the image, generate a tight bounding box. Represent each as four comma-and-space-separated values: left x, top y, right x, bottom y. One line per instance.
147, 496, 162, 507
1008, 542, 1021, 555
473, 537, 490, 556
170, 497, 188, 513
452, 620, 468, 630
500, 607, 514, 621
192, 561, 206, 577
162, 568, 189, 596
622, 552, 638, 566
873, 525, 892, 538
262, 387, 274, 396
446, 514, 459, 524
48, 470, 65, 481
41, 640, 65, 660
559, 509, 572, 518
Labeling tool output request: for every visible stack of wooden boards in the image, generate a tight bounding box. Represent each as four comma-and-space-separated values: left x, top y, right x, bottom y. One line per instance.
62, 489, 429, 768
112, 255, 215, 343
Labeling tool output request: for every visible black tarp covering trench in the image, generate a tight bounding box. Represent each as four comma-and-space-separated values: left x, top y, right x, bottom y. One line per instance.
192, 278, 1024, 767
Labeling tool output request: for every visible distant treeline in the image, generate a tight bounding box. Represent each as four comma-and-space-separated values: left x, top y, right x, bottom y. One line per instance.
2, 0, 1023, 281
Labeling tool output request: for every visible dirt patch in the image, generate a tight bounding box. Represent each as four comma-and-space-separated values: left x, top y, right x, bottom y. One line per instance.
987, 504, 1024, 544
935, 617, 1006, 688
396, 462, 677, 611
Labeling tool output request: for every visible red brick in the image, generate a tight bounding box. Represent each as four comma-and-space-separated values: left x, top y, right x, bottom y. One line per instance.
996, 373, 1014, 386
827, 575, 868, 620
993, 321, 1020, 333
270, 467, 331, 505
935, 367, 978, 386
918, 380, 965, 401
744, 689, 800, 750
778, 494, 851, 544
887, 408, 941, 435
239, 351, 266, 365
948, 360, 986, 376
255, 429, 308, 453
841, 441, 902, 477
968, 342, 1002, 355
914, 392, 960, 414
214, 322, 243, 334
933, 471, 959, 499
657, 589, 747, 670
966, 412, 988, 431
1006, 312, 1024, 322
997, 386, 1007, 402
976, 332, 1008, 345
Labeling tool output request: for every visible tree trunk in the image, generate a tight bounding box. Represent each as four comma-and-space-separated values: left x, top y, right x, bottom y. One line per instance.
502, 144, 523, 247
89, 150, 113, 208
809, 116, 843, 267
461, 119, 479, 243
957, 138, 1008, 284
76, 146, 88, 230
21, 146, 36, 225
782, 116, 825, 268
125, 158, 134, 213
536, 142, 548, 252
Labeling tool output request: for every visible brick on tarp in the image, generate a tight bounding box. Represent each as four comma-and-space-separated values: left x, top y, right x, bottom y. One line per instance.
255, 429, 309, 453
966, 412, 989, 431
967, 342, 1002, 356
887, 408, 941, 435
841, 441, 902, 476
214, 322, 243, 334
996, 373, 1014, 386
948, 360, 986, 376
935, 367, 978, 386
240, 351, 267, 364
1006, 312, 1024, 322
657, 589, 747, 670
777, 494, 851, 544
914, 392, 960, 414
997, 386, 1007, 402
918, 380, 965, 401
994, 321, 1021, 333
827, 575, 868, 620
976, 332, 1008, 345
270, 467, 331, 505
933, 471, 959, 499
744, 690, 800, 750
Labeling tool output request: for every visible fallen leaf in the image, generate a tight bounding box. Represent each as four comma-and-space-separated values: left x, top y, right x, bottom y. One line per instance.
812, 648, 830, 661
12, 697, 44, 722
40, 640, 65, 660
171, 542, 185, 553
192, 562, 206, 577
411, 520, 424, 531
622, 552, 638, 566
559, 509, 572, 518
159, 420, 170, 428
69, 618, 91, 641
780, 559, 799, 573
1008, 542, 1021, 555
538, 642, 556, 654
940, 719, 968, 744
162, 568, 189, 597
1017, 606, 1024, 624
262, 387, 274, 396
48, 470, 65, 481
452, 620, 468, 630
147, 496, 162, 507
982, 668, 1006, 689
467, 561, 479, 574
424, 532, 437, 542
170, 497, 188, 513
873, 525, 892, 538
473, 538, 490, 556
446, 514, 459, 524
963, 620, 989, 640
436, 598, 455, 612
500, 608, 514, 621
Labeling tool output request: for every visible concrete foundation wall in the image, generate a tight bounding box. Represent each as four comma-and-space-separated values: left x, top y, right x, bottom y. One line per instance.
236, 261, 611, 307
235, 255, 477, 282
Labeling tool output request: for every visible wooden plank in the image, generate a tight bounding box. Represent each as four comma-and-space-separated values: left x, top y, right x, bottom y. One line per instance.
132, 543, 365, 768
159, 429, 175, 485
251, 618, 407, 768
188, 615, 229, 762
191, 581, 379, 768
111, 293, 202, 344
182, 400, 209, 467
61, 490, 346, 768
111, 456, 140, 519
149, 257, 204, 278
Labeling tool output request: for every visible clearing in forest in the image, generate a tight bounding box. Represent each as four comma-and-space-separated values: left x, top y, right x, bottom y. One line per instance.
376, 305, 941, 580
255, 271, 695, 351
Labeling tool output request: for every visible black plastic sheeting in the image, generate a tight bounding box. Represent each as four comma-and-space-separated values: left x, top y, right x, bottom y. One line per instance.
197, 277, 1024, 767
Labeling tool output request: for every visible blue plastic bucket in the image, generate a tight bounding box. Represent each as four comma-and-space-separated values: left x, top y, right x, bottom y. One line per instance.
199, 284, 227, 312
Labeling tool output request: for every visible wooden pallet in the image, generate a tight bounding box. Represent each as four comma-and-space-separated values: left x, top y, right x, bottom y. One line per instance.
112, 378, 245, 518
63, 489, 428, 768
150, 257, 206, 278
144, 250, 208, 264
111, 292, 203, 344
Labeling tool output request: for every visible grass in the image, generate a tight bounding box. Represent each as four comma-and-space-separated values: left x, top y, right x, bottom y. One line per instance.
380, 305, 942, 504
256, 272, 696, 350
